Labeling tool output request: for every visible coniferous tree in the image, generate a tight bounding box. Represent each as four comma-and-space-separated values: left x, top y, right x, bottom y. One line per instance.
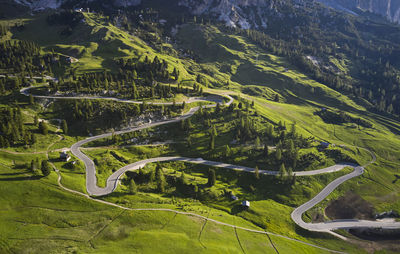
30, 160, 35, 172
30, 133, 37, 145
41, 160, 51, 176
255, 165, 260, 180
255, 136, 261, 149
61, 120, 68, 134
279, 163, 287, 181
129, 179, 137, 194
38, 121, 48, 135
275, 148, 282, 161
264, 145, 269, 157
224, 144, 231, 157
287, 167, 293, 179
29, 94, 34, 105
34, 115, 39, 126
209, 135, 215, 150
208, 169, 216, 187
186, 135, 192, 148
180, 172, 187, 185
156, 164, 166, 193
157, 173, 166, 193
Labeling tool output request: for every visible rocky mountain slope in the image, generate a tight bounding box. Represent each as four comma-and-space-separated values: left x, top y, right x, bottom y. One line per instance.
12, 0, 141, 10
317, 0, 400, 24
179, 0, 400, 26
10, 0, 400, 25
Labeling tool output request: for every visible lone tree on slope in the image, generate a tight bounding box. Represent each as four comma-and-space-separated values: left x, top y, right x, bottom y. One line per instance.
41, 160, 51, 176
208, 169, 216, 187
62, 120, 68, 134
129, 179, 137, 194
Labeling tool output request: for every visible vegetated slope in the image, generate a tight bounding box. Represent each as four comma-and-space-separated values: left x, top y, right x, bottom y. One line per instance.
3, 163, 320, 254
176, 24, 366, 111
11, 11, 192, 78
1, 8, 400, 253
173, 0, 400, 119
174, 22, 400, 224
316, 0, 400, 24
7, 9, 400, 219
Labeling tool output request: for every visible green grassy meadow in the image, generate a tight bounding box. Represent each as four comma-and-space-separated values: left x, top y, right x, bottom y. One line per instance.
0, 10, 400, 253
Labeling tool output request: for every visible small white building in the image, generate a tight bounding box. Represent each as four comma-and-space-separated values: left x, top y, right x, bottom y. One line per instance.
242, 200, 250, 208
60, 151, 71, 162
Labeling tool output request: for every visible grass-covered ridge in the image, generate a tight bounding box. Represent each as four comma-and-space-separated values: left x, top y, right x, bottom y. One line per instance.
1, 8, 400, 253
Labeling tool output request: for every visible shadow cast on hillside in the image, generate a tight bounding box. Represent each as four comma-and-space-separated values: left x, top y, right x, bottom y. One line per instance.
0, 175, 42, 181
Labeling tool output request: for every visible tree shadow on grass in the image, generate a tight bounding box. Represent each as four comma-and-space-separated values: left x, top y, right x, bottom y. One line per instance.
294, 225, 336, 240
393, 174, 400, 184
0, 172, 28, 176
0, 175, 42, 181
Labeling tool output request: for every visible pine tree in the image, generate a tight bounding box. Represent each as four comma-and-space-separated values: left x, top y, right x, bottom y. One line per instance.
275, 148, 282, 161
255, 165, 260, 180
186, 135, 192, 147
155, 164, 163, 181
157, 173, 166, 193
180, 172, 187, 185
129, 179, 137, 194
29, 94, 34, 105
255, 136, 261, 149
38, 121, 48, 135
264, 145, 269, 157
287, 167, 293, 178
291, 123, 296, 136
62, 120, 68, 134
30, 160, 35, 172
41, 160, 51, 176
288, 139, 295, 153
35, 158, 40, 171
279, 163, 287, 181
224, 144, 231, 157
209, 135, 215, 150
210, 125, 218, 137
34, 115, 39, 126
208, 169, 216, 187
215, 103, 221, 114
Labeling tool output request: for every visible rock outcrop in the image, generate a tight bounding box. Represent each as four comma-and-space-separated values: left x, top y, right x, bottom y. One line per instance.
317, 0, 400, 24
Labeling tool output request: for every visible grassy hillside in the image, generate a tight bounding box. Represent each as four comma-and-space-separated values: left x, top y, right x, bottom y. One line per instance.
1, 158, 359, 253
1, 9, 400, 253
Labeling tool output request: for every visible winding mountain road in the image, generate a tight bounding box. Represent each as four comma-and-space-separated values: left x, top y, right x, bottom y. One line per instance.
20, 85, 223, 105
21, 84, 400, 241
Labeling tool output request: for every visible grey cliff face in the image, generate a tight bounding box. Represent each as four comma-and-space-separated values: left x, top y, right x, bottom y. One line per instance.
12, 0, 400, 25
316, 0, 400, 24
13, 0, 142, 10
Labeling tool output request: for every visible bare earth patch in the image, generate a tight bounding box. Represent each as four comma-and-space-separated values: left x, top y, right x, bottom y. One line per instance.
325, 192, 374, 220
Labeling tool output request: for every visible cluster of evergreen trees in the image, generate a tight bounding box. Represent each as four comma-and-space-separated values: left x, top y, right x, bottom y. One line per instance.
190, 0, 395, 117
0, 24, 8, 37
126, 164, 167, 193
228, 19, 400, 116
126, 163, 220, 200
52, 99, 170, 134
0, 40, 50, 75
52, 56, 191, 101
0, 107, 38, 148
29, 158, 52, 176
0, 106, 53, 148
117, 55, 179, 84
46, 10, 84, 36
